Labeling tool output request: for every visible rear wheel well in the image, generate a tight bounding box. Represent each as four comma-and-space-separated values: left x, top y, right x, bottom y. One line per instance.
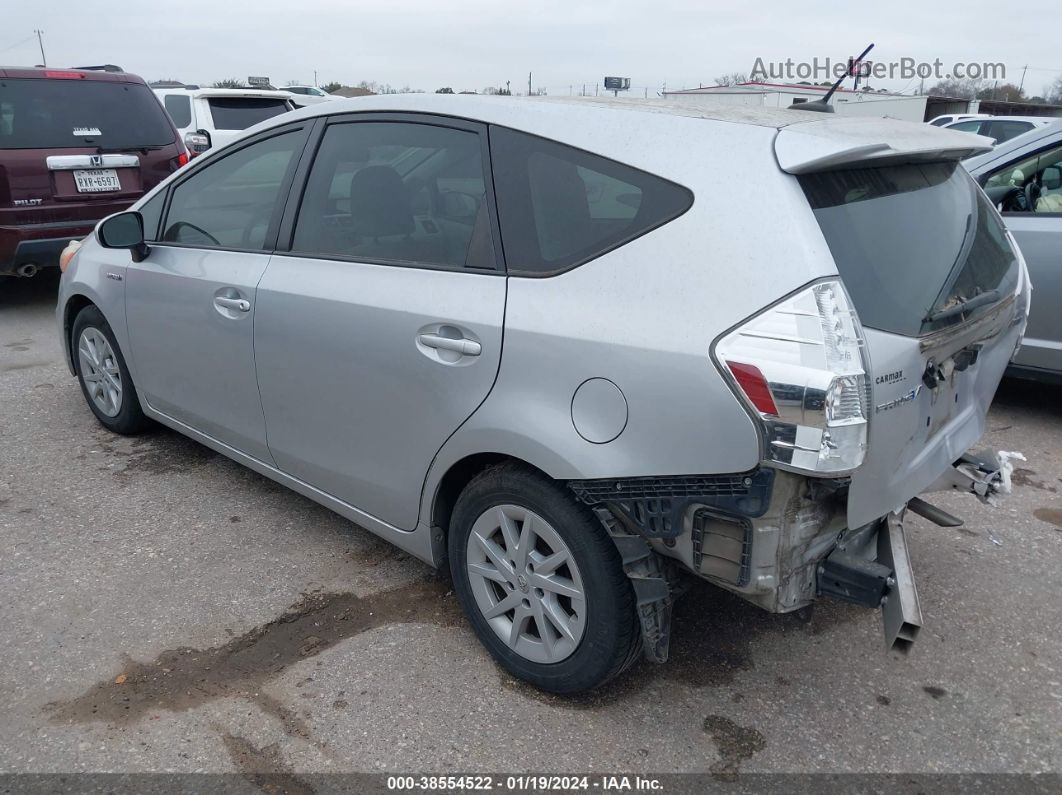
64, 295, 95, 369
431, 454, 554, 551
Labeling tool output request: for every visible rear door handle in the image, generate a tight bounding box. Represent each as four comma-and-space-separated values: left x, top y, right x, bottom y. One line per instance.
417, 333, 481, 356
215, 296, 251, 312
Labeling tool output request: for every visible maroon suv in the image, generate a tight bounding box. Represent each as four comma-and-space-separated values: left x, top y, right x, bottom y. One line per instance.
0, 66, 187, 278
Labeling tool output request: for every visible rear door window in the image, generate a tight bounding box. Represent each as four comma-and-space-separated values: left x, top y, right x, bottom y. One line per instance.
207, 98, 291, 130
947, 120, 983, 133
984, 141, 1062, 214
163, 94, 192, 129
800, 162, 1019, 336
161, 130, 302, 250
0, 78, 175, 149
489, 127, 693, 275
983, 120, 1033, 144
291, 120, 495, 270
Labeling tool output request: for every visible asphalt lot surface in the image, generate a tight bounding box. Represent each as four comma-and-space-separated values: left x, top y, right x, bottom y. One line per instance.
1, 271, 1060, 780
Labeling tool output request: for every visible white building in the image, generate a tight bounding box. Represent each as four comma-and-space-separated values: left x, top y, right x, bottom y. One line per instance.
663, 82, 928, 122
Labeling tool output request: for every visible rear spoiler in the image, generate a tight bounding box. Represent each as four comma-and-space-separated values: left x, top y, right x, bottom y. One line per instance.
775, 116, 994, 174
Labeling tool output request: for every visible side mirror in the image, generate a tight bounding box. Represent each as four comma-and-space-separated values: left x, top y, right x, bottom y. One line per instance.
98, 211, 150, 263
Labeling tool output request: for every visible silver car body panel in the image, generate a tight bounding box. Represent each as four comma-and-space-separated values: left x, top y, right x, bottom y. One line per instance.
254, 255, 506, 531
124, 245, 275, 463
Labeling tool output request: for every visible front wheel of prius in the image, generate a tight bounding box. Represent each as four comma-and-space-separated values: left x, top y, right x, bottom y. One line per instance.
72, 305, 151, 435
449, 463, 642, 693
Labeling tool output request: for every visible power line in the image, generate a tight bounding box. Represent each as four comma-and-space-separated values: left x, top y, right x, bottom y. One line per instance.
0, 34, 35, 54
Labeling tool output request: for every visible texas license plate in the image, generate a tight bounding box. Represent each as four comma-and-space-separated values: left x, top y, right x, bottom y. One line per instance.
73, 169, 121, 193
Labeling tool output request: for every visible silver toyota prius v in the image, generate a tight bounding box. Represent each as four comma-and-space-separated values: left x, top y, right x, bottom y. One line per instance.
58, 95, 1031, 693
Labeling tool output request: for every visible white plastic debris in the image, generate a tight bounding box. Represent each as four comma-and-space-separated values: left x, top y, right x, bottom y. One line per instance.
994, 450, 1027, 497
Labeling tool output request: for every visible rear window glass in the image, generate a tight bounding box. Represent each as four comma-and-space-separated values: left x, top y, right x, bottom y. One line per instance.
800, 162, 1019, 336
163, 94, 192, 128
207, 98, 290, 130
490, 126, 693, 275
0, 78, 175, 149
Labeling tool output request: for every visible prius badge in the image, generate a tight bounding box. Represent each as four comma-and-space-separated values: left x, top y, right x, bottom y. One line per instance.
875, 384, 922, 413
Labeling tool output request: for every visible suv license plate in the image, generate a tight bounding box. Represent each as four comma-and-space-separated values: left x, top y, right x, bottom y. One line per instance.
73, 169, 121, 193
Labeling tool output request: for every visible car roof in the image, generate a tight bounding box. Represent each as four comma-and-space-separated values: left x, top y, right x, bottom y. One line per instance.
948, 115, 1054, 124
233, 93, 988, 176
0, 65, 146, 83
152, 87, 294, 99
276, 92, 910, 130
964, 118, 1062, 173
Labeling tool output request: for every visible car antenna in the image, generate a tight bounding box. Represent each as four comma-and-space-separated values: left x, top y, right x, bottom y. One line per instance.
789, 43, 874, 113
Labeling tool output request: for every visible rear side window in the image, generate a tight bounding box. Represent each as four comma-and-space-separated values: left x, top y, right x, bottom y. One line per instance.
0, 78, 175, 149
490, 127, 693, 275
162, 131, 301, 250
800, 162, 1019, 337
207, 98, 290, 130
947, 120, 983, 133
291, 121, 495, 270
163, 94, 192, 128
983, 120, 1033, 144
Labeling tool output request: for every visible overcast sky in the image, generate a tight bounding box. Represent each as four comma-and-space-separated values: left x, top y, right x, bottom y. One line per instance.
4, 0, 1061, 97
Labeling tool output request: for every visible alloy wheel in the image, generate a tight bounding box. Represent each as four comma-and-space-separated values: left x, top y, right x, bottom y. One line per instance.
465, 504, 587, 664
78, 328, 123, 418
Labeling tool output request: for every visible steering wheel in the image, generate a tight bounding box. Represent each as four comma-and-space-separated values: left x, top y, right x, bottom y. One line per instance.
1025, 181, 1041, 213
999, 185, 1030, 213
166, 221, 220, 247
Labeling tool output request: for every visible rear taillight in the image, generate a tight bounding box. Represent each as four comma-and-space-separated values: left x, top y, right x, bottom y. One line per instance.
715, 279, 870, 475
176, 151, 190, 168
184, 131, 210, 155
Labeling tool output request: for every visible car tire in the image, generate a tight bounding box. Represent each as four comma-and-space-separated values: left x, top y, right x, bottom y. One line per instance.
72, 305, 151, 435
449, 462, 641, 693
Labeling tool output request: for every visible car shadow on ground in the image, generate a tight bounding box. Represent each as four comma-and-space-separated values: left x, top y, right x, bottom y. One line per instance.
0, 269, 61, 309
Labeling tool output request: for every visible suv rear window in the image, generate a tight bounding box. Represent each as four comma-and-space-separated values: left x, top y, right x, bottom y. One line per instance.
207, 98, 290, 130
800, 162, 1019, 337
0, 78, 175, 149
490, 127, 693, 275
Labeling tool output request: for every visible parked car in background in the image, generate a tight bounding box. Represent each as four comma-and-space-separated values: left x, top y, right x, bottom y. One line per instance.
928, 113, 989, 127
966, 119, 1062, 383
943, 115, 1054, 145
283, 85, 337, 107
58, 96, 1027, 693
152, 86, 295, 157
0, 66, 186, 278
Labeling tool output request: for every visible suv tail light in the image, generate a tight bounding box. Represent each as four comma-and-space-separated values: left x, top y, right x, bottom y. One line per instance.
184, 131, 210, 155
715, 279, 870, 475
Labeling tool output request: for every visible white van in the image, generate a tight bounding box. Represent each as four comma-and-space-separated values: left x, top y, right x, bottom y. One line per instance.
153, 87, 295, 156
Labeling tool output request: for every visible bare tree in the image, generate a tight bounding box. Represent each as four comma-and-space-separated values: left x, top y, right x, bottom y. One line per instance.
713, 72, 749, 87
212, 78, 245, 89
1046, 75, 1062, 104
927, 77, 982, 99
320, 81, 342, 94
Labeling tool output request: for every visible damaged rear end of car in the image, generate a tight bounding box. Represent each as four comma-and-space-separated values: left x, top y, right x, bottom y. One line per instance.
720, 118, 1028, 651
578, 116, 1031, 660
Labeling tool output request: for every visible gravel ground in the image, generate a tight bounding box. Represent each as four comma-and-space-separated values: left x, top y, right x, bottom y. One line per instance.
1, 271, 1059, 782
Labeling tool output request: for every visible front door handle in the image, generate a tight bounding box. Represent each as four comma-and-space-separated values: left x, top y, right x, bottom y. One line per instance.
417, 332, 481, 356
214, 296, 251, 312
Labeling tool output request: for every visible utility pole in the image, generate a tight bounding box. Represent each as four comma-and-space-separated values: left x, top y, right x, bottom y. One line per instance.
1019, 65, 1028, 93
528, 71, 532, 96
569, 85, 572, 95
314, 70, 318, 87
34, 29, 46, 67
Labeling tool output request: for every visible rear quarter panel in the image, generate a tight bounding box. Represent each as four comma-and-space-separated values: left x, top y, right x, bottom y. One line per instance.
422, 111, 841, 519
